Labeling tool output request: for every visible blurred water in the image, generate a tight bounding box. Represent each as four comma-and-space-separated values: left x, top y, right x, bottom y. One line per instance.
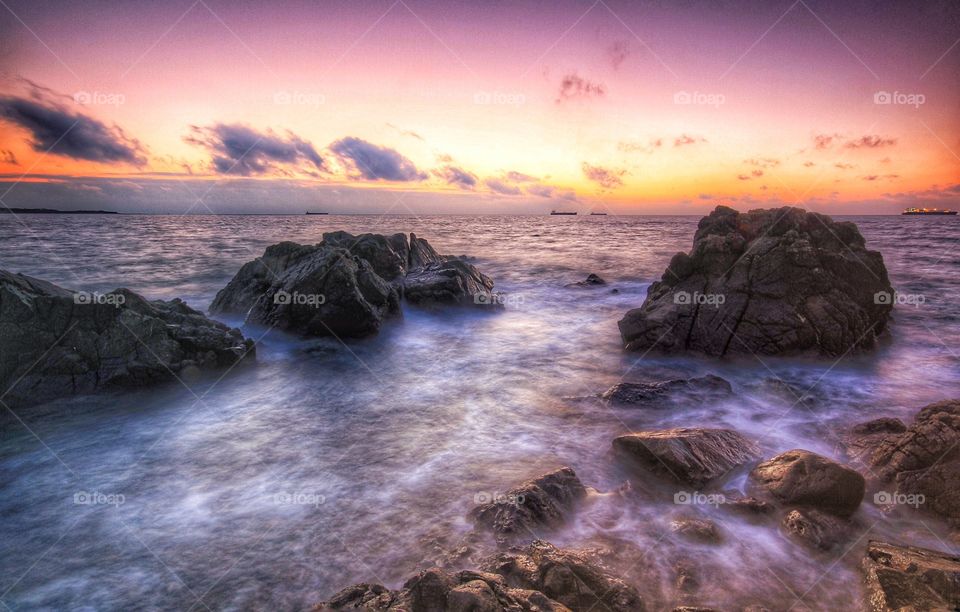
0, 213, 958, 611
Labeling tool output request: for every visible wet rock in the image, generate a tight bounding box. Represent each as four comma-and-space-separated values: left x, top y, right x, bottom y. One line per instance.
781, 509, 850, 551
566, 273, 606, 288
750, 450, 865, 517
600, 374, 733, 407
613, 428, 761, 487
404, 259, 496, 307
721, 495, 775, 517
481, 540, 645, 611
320, 231, 410, 280
861, 540, 960, 611
0, 269, 255, 407
470, 468, 587, 543
858, 400, 960, 480
618, 206, 893, 357
670, 518, 723, 544
408, 232, 444, 270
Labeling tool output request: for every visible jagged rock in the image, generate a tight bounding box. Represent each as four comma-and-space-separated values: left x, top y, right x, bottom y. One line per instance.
404, 259, 496, 307
781, 509, 851, 551
409, 232, 444, 269
481, 540, 645, 611
0, 270, 254, 407
566, 274, 606, 288
600, 374, 733, 407
861, 540, 960, 611
618, 206, 893, 357
613, 428, 760, 487
320, 231, 411, 280
470, 468, 587, 543
750, 450, 865, 517
844, 417, 908, 466
670, 518, 723, 544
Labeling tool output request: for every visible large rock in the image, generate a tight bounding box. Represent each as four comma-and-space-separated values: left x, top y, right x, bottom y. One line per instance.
0, 270, 254, 407
612, 428, 760, 487
470, 468, 587, 543
750, 449, 865, 517
618, 206, 893, 357
600, 374, 733, 407
861, 540, 960, 611
404, 259, 496, 306
320, 231, 411, 280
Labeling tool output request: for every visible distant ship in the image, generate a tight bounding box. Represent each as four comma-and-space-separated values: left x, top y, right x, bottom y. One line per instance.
590, 212, 607, 215
305, 211, 329, 215
550, 210, 577, 215
902, 207, 957, 215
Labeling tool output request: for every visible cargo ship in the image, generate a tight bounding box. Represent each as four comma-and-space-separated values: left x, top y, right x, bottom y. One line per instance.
550, 210, 577, 215
305, 211, 329, 215
902, 207, 957, 215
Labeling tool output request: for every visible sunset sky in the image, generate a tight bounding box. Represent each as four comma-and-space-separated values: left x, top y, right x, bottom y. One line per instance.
0, 0, 958, 214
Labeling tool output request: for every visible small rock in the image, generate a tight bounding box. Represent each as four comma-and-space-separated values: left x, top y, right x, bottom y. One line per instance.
670, 518, 723, 544
566, 273, 606, 288
750, 450, 865, 517
600, 374, 733, 407
781, 509, 850, 551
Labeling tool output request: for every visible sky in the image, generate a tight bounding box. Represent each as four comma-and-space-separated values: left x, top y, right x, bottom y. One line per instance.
0, 0, 958, 214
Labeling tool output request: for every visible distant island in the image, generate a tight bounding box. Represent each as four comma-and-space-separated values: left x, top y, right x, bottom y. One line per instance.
1, 208, 119, 214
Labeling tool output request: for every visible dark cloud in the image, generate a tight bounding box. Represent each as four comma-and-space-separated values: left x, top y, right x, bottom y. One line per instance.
186, 123, 324, 176
606, 41, 630, 70
581, 162, 626, 189
674, 134, 705, 147
557, 74, 606, 103
484, 178, 522, 196
845, 135, 897, 149
329, 137, 426, 181
1, 150, 17, 165
433, 165, 477, 189
0, 93, 145, 165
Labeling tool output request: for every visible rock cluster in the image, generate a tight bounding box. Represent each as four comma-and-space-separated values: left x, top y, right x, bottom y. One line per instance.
861, 540, 960, 611
210, 232, 496, 338
618, 206, 894, 356
0, 269, 254, 407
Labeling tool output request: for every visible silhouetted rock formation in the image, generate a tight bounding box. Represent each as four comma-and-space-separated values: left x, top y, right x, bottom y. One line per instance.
619, 206, 893, 356
0, 269, 254, 407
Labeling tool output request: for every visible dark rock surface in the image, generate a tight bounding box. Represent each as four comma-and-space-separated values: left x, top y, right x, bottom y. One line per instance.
781, 509, 851, 551
669, 518, 723, 544
750, 449, 865, 517
618, 206, 893, 357
861, 540, 960, 611
600, 374, 733, 407
613, 428, 760, 487
210, 232, 496, 338
470, 468, 587, 543
566, 273, 606, 288
0, 269, 254, 407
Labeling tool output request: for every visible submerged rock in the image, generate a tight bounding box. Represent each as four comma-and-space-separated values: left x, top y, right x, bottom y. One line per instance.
750, 450, 865, 517
861, 540, 960, 611
0, 269, 254, 407
669, 518, 723, 544
613, 428, 760, 487
566, 273, 606, 288
600, 374, 733, 407
618, 206, 893, 357
469, 468, 587, 543
781, 509, 851, 551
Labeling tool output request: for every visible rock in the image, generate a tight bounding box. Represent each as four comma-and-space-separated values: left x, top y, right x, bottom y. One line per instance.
320, 231, 410, 280
470, 468, 587, 542
0, 270, 255, 407
613, 428, 761, 487
403, 259, 496, 307
858, 400, 960, 481
721, 495, 775, 517
861, 540, 960, 611
600, 374, 733, 407
481, 540, 645, 611
895, 460, 960, 527
781, 509, 850, 551
566, 274, 606, 288
670, 518, 723, 544
409, 232, 444, 270
750, 450, 865, 517
618, 206, 893, 357
844, 417, 908, 466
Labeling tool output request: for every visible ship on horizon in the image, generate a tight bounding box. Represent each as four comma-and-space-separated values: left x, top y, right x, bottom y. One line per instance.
305, 211, 329, 215
550, 210, 577, 215
902, 207, 957, 215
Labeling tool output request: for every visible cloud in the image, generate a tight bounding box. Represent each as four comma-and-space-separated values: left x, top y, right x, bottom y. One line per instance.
329, 137, 426, 181
674, 134, 706, 147
862, 174, 899, 181
0, 92, 145, 165
186, 123, 324, 176
834, 162, 856, 170
1, 150, 17, 165
387, 123, 424, 141
618, 138, 662, 153
745, 157, 779, 168
844, 135, 896, 149
606, 41, 630, 70
814, 133, 837, 150
433, 165, 477, 189
737, 174, 751, 180
803, 161, 816, 167
484, 178, 522, 195
582, 162, 626, 189
557, 74, 606, 103
505, 170, 537, 182
752, 169, 764, 177
526, 184, 555, 198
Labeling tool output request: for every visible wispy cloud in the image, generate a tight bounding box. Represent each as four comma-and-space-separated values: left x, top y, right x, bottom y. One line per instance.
582, 162, 626, 189
557, 73, 605, 103
330, 137, 426, 181
186, 123, 324, 176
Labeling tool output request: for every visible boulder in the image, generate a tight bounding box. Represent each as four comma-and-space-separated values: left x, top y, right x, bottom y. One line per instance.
481, 540, 645, 612
320, 231, 411, 280
861, 540, 960, 611
0, 269, 254, 407
781, 509, 850, 551
470, 468, 587, 542
613, 428, 760, 487
600, 374, 733, 407
618, 206, 893, 357
404, 259, 496, 307
750, 450, 865, 517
